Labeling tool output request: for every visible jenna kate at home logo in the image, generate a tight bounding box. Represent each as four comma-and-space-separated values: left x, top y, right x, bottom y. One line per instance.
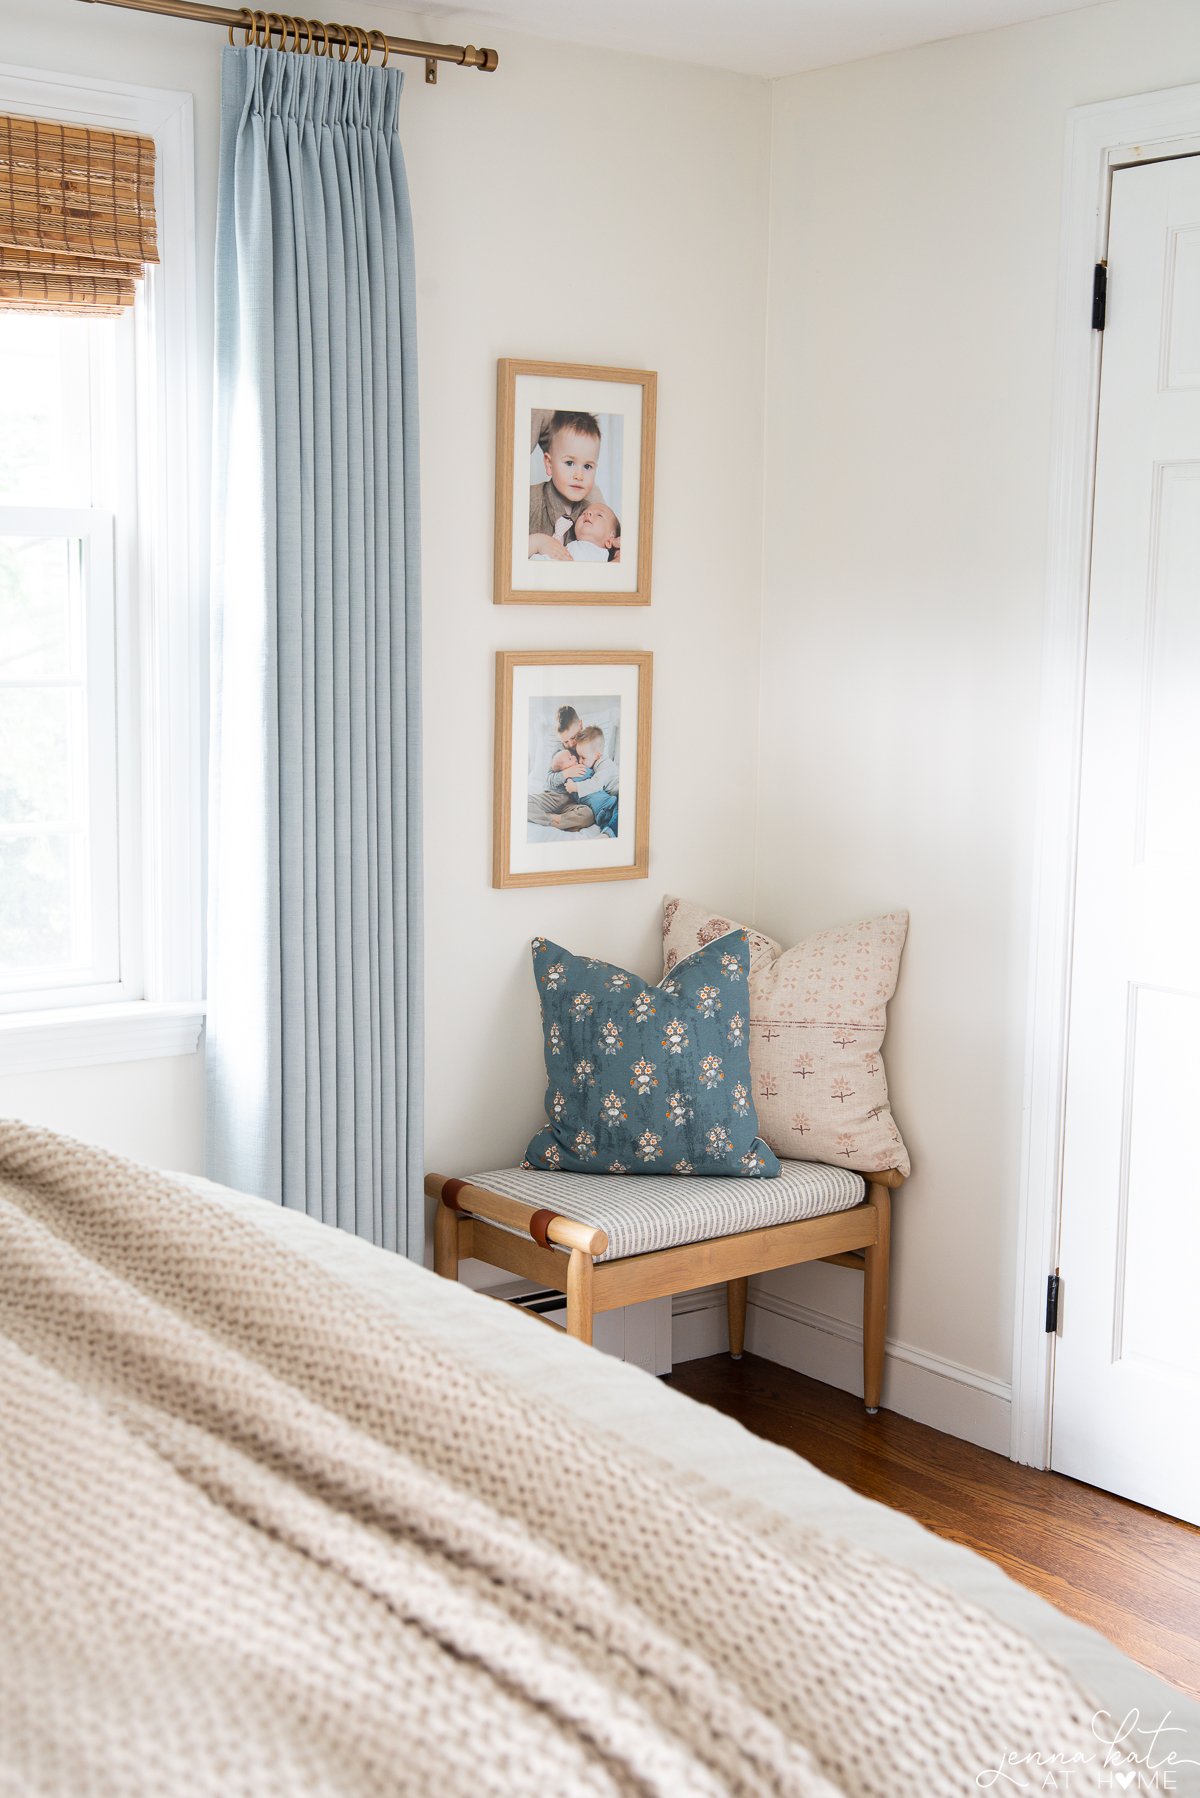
976, 1710, 1199, 1791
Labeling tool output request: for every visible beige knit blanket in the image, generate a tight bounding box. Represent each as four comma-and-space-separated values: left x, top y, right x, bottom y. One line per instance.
0, 1123, 1114, 1796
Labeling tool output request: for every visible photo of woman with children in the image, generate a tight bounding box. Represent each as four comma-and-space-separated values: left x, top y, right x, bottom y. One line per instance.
493, 648, 649, 888
526, 408, 623, 566
527, 695, 622, 844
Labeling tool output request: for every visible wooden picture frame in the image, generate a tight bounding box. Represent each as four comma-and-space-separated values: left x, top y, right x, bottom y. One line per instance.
493, 650, 653, 888
494, 359, 657, 606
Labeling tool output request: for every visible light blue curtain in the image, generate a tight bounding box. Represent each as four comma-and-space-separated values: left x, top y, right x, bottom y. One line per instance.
206, 45, 422, 1254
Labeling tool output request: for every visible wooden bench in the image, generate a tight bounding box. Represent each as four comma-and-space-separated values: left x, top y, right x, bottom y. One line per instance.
427, 1162, 902, 1412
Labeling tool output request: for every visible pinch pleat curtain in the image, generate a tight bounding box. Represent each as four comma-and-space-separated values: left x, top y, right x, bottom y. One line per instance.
207, 45, 422, 1253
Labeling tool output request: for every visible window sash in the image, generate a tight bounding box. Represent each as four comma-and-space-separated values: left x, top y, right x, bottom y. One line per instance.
0, 503, 128, 1010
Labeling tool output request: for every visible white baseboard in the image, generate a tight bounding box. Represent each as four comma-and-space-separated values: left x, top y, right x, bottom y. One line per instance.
672, 1283, 729, 1362
672, 1287, 1012, 1456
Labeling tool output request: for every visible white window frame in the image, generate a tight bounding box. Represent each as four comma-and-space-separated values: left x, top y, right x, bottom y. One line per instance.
1012, 79, 1200, 1469
0, 61, 203, 1073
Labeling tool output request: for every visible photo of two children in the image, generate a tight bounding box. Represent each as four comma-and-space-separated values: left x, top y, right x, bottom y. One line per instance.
526, 407, 624, 568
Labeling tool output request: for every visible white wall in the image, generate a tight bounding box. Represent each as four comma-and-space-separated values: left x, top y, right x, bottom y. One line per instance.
0, 4, 772, 1209
752, 0, 1200, 1426
0, 1053, 205, 1170
412, 29, 772, 1212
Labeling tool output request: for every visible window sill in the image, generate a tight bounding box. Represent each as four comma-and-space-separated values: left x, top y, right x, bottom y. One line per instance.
0, 1001, 205, 1077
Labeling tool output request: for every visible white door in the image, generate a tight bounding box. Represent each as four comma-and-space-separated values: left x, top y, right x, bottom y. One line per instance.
1053, 155, 1200, 1524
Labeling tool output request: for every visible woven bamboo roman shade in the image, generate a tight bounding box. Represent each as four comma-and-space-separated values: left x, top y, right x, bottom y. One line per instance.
0, 114, 158, 316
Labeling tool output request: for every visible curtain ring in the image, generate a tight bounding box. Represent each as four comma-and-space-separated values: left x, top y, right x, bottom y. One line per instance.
308, 17, 325, 54
356, 26, 370, 63
293, 16, 309, 53
228, 6, 252, 45
251, 10, 268, 47
369, 28, 388, 66
266, 11, 285, 47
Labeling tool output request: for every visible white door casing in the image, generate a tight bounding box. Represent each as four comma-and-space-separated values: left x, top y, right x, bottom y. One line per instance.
1051, 155, 1200, 1524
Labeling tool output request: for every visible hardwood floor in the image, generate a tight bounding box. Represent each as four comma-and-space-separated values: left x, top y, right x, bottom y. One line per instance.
666, 1352, 1200, 1700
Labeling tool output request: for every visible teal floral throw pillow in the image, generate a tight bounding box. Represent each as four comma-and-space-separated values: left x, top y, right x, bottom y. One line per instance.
524, 932, 781, 1178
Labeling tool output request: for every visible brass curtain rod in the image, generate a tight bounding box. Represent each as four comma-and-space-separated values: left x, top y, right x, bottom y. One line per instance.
75, 0, 498, 81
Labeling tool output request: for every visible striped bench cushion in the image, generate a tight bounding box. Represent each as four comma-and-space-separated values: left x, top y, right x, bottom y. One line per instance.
467, 1161, 866, 1262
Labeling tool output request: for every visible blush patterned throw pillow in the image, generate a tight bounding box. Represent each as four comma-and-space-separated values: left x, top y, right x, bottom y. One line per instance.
525, 933, 781, 1178
661, 896, 910, 1177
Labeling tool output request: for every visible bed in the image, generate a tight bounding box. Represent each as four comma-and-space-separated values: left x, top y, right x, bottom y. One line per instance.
2, 1122, 1197, 1797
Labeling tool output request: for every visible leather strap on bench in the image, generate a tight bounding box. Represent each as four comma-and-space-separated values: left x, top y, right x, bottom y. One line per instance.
528, 1208, 559, 1250
439, 1179, 561, 1250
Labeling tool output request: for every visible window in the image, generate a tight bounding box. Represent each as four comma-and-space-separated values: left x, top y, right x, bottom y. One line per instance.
0, 71, 201, 1070
0, 311, 139, 1010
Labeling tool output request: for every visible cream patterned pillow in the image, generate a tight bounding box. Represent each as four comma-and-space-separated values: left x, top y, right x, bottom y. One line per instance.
661, 896, 910, 1176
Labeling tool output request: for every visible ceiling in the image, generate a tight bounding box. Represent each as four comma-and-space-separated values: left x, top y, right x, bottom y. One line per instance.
396, 0, 1113, 79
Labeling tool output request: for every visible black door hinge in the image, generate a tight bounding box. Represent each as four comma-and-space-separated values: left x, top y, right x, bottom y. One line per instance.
1092, 262, 1107, 331
1045, 1270, 1061, 1334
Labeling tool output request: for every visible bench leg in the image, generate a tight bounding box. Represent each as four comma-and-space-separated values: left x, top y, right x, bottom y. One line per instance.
727, 1277, 748, 1359
863, 1183, 891, 1413
566, 1248, 594, 1346
434, 1199, 459, 1282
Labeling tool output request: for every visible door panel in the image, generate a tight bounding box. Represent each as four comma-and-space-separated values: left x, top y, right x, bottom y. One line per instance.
1118, 987, 1200, 1380
1162, 223, 1200, 389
